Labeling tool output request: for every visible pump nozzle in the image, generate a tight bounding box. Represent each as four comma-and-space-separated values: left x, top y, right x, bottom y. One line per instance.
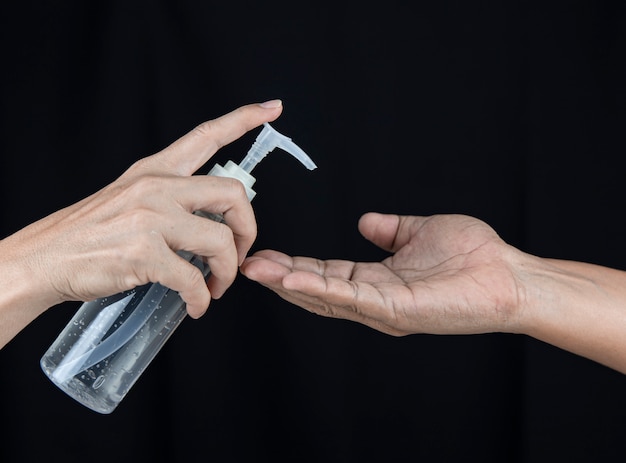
208, 122, 316, 201
239, 123, 317, 173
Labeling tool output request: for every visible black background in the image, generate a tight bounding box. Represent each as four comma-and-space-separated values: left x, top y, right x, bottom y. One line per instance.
1, 1, 626, 461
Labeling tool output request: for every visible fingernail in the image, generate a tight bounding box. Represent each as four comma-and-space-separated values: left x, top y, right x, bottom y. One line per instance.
259, 99, 282, 109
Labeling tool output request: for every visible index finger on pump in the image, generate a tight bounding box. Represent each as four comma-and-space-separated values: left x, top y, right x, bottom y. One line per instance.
151, 101, 284, 176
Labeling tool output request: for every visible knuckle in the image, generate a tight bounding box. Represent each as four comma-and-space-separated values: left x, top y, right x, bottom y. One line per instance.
110, 174, 165, 209
192, 120, 222, 150
210, 222, 236, 250
128, 156, 151, 172
110, 214, 163, 263
242, 218, 258, 241
185, 264, 207, 290
126, 175, 163, 199
118, 206, 160, 234
218, 176, 247, 199
124, 232, 160, 265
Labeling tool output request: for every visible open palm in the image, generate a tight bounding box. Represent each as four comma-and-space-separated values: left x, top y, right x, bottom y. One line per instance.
241, 212, 525, 336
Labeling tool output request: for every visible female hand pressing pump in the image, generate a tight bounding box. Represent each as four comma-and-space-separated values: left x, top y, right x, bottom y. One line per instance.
0, 100, 284, 349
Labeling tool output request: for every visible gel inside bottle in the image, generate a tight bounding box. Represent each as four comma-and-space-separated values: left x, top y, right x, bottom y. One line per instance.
40, 123, 316, 414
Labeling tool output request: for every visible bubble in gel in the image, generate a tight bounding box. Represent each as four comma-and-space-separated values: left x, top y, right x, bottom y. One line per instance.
92, 375, 105, 389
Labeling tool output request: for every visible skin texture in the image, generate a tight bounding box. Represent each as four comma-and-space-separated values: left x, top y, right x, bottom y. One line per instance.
241, 212, 626, 374
0, 100, 283, 349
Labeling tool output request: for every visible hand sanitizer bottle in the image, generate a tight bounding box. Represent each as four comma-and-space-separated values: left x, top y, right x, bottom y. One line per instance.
40, 123, 316, 414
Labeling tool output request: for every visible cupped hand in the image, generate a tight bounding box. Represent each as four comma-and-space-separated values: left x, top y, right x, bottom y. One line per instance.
241, 212, 528, 336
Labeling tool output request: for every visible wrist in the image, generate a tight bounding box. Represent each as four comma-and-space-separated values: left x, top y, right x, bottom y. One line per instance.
0, 233, 64, 347
512, 254, 626, 373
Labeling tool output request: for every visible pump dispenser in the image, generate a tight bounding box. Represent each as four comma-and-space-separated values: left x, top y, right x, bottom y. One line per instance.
40, 123, 316, 414
209, 122, 316, 200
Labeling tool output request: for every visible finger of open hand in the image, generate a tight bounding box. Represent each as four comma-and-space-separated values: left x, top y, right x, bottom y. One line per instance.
245, 250, 359, 280
240, 253, 293, 284
279, 272, 403, 331
241, 253, 410, 335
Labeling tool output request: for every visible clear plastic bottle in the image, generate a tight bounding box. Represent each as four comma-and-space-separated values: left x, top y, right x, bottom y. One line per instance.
40, 123, 316, 414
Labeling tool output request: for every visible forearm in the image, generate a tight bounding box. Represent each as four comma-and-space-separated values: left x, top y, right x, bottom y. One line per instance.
518, 256, 626, 374
0, 231, 62, 349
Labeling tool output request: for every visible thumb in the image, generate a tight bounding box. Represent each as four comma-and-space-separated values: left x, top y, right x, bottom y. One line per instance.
357, 212, 402, 252
359, 213, 435, 253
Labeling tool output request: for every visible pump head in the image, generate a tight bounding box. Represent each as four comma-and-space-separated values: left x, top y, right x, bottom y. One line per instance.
207, 122, 316, 201
239, 123, 317, 173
